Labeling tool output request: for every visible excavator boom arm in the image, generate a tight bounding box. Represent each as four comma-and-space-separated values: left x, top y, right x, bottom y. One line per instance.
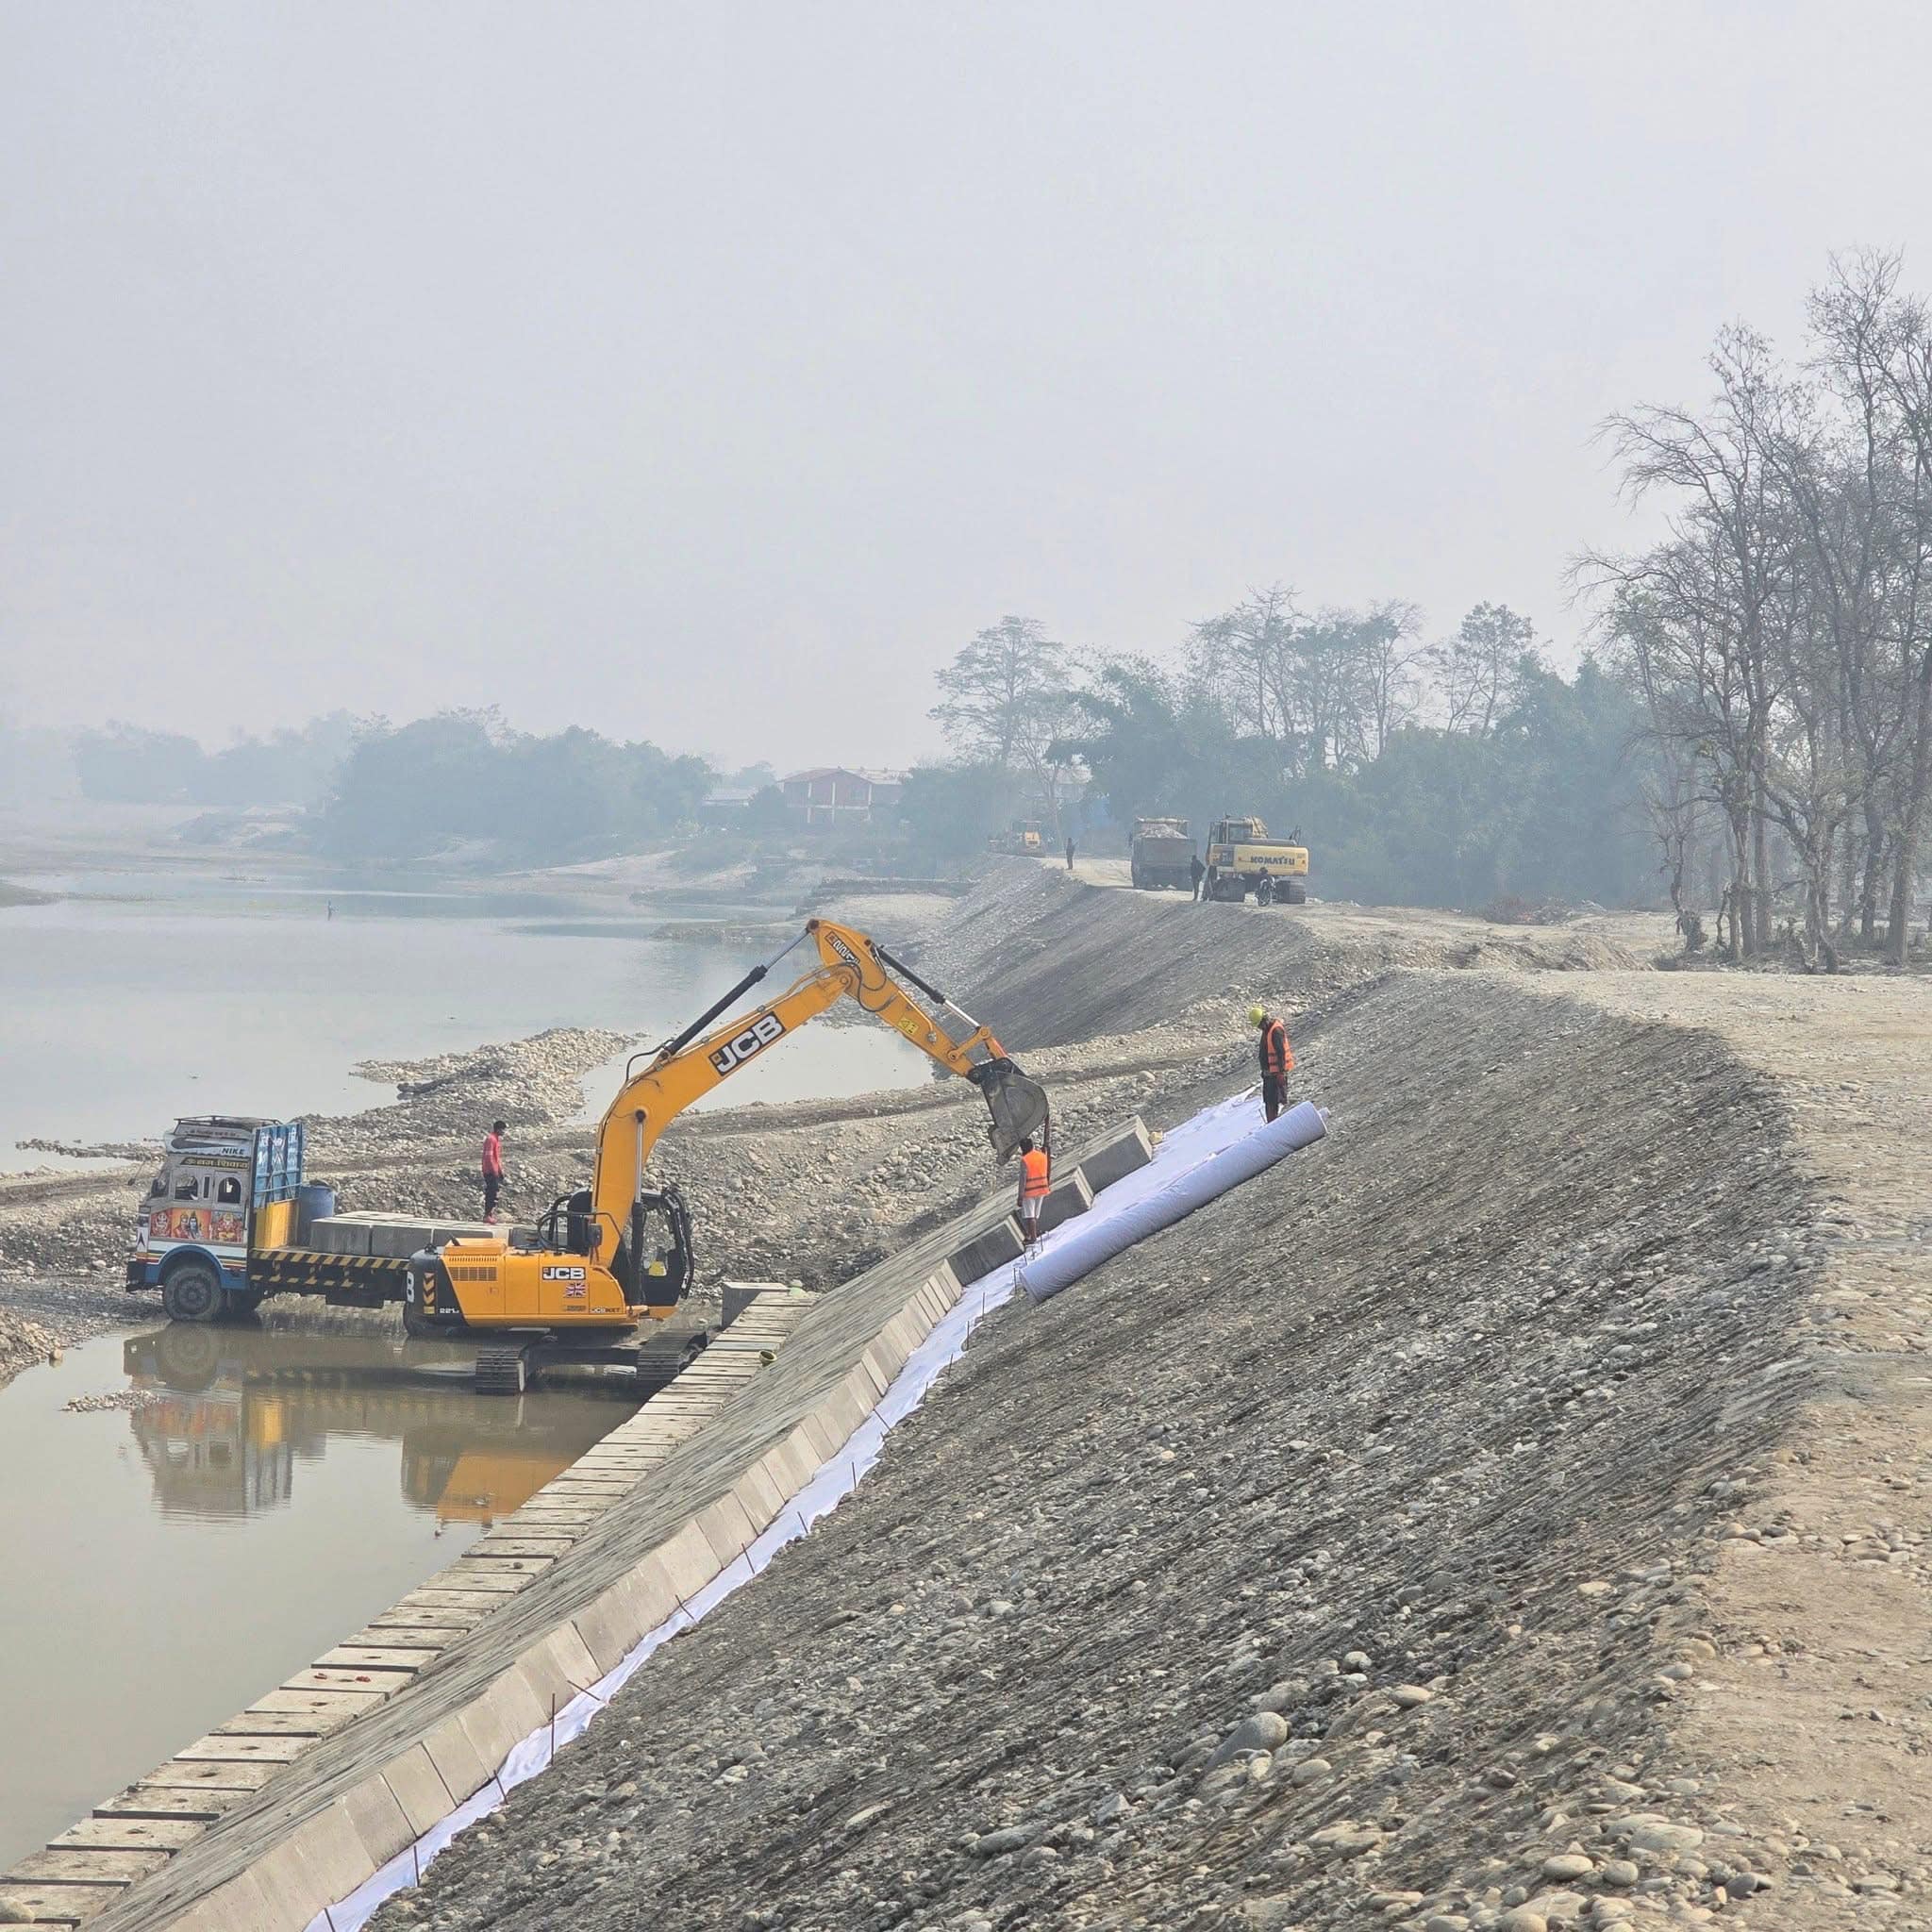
588, 920, 1046, 1241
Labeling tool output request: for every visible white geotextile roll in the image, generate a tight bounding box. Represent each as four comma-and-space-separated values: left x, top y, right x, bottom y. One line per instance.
1020, 1099, 1326, 1304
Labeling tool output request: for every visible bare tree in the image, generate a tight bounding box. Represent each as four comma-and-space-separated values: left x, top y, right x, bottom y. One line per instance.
1424, 603, 1542, 737
930, 615, 1079, 837
1351, 599, 1426, 758
1189, 585, 1300, 746
1587, 328, 1797, 957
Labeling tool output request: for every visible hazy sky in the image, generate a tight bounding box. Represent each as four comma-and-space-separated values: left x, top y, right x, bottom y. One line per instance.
6, 3, 1932, 770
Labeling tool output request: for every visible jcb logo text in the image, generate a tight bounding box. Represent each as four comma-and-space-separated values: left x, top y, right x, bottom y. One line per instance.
710, 1011, 787, 1074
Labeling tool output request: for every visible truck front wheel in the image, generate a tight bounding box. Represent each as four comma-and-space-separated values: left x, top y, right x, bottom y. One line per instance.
161, 1259, 224, 1324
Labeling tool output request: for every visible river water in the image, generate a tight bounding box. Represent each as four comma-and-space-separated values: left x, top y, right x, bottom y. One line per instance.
0, 863, 933, 1867
0, 868, 930, 1168
0, 1318, 651, 1870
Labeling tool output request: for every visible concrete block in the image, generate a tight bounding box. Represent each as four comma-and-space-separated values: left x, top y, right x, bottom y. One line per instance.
93, 1787, 248, 1823
1038, 1168, 1094, 1234
6, 1846, 171, 1887
161, 1869, 278, 1932
947, 1215, 1022, 1283
377, 1744, 456, 1838
458, 1670, 548, 1774
176, 1733, 312, 1763
732, 1457, 785, 1533
521, 1621, 603, 1700
48, 1818, 205, 1855
655, 1519, 724, 1601
247, 1802, 375, 1932
282, 1667, 405, 1698
1068, 1115, 1155, 1195
212, 1708, 352, 1736
850, 1347, 892, 1403
808, 1375, 872, 1457
0, 1882, 125, 1924
344, 1623, 470, 1650
757, 1431, 820, 1500
341, 1772, 416, 1868
144, 1760, 279, 1792
471, 1535, 576, 1559
428, 1562, 539, 1593
246, 1687, 387, 1721
305, 1216, 375, 1257
695, 1491, 758, 1569
721, 1279, 786, 1326
426, 1219, 495, 1247
393, 1588, 509, 1615
421, 1714, 492, 1807
858, 1338, 906, 1400
572, 1572, 656, 1677
363, 1219, 439, 1259
916, 1267, 961, 1319
878, 1304, 929, 1361
367, 1601, 489, 1629
793, 1407, 843, 1466
313, 1645, 433, 1674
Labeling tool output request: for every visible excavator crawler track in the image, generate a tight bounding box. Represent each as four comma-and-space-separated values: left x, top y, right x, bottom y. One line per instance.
475, 1345, 528, 1395
632, 1354, 685, 1396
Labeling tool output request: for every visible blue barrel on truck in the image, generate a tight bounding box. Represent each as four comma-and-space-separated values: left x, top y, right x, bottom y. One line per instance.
293, 1182, 337, 1244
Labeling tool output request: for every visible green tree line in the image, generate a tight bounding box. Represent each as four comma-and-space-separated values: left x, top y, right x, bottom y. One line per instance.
908, 604, 1660, 910
69, 709, 711, 865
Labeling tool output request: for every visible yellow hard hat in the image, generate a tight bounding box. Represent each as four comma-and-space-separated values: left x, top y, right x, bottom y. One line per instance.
1247, 1004, 1267, 1026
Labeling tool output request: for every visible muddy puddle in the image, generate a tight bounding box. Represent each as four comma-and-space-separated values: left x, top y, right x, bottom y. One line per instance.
0, 1316, 640, 1869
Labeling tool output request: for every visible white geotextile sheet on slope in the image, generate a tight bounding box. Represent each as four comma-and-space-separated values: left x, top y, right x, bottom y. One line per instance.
1019, 1097, 1326, 1302
307, 1083, 1292, 1932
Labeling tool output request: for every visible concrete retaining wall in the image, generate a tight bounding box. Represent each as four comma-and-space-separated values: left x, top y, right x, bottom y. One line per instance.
3, 1117, 1152, 1932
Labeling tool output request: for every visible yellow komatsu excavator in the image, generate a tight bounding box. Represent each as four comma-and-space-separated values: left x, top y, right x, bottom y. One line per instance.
403, 919, 1046, 1360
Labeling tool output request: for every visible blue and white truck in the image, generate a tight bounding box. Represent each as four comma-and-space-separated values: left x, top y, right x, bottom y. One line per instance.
126, 1115, 493, 1323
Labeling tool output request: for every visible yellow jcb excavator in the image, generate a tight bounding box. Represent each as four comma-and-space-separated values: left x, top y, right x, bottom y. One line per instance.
403, 919, 1046, 1375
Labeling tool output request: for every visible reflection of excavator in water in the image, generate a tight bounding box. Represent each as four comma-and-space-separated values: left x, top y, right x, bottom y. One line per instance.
121, 1323, 635, 1523
403, 919, 1048, 1383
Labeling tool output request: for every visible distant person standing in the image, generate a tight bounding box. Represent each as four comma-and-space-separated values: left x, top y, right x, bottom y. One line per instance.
1248, 1006, 1295, 1123
1064, 836, 1075, 871
1017, 1136, 1051, 1248
1190, 852, 1207, 902
482, 1119, 507, 1223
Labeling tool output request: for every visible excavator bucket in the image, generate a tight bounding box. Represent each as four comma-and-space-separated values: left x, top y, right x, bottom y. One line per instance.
973, 1060, 1050, 1165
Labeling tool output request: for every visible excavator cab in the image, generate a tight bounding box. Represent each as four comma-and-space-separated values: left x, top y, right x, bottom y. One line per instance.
532, 1184, 692, 1307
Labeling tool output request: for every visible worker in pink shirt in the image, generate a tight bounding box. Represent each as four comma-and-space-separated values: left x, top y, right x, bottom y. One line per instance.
482, 1119, 507, 1223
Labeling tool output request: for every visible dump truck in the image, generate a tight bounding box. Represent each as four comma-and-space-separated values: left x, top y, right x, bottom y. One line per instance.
1204, 816, 1309, 905
1129, 817, 1195, 890
128, 1116, 508, 1321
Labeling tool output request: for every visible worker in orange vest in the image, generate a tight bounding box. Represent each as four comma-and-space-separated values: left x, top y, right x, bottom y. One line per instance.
1249, 1004, 1295, 1123
1017, 1136, 1051, 1247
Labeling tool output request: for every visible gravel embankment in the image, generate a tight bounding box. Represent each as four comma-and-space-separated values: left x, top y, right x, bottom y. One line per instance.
377, 958, 1824, 1932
